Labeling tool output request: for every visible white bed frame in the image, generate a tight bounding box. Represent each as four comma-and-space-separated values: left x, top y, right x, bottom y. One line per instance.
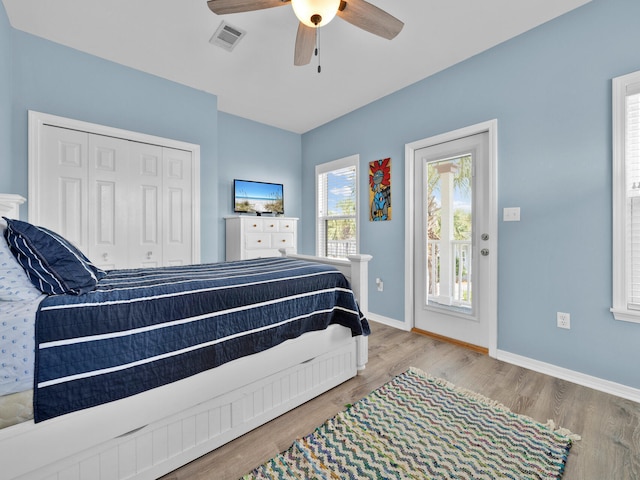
0, 195, 372, 480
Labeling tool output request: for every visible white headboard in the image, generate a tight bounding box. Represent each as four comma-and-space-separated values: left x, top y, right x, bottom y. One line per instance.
0, 194, 26, 227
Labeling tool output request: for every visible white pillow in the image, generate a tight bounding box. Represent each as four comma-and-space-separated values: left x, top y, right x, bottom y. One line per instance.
0, 227, 43, 302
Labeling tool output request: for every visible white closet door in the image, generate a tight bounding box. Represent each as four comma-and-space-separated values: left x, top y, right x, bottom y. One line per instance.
87, 135, 130, 269
39, 126, 89, 252
128, 142, 163, 268
163, 148, 193, 266
30, 112, 199, 269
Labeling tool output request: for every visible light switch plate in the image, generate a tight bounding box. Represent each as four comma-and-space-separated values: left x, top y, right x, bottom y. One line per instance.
503, 207, 520, 222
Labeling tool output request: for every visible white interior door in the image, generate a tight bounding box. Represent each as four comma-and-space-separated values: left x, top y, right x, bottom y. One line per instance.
88, 134, 129, 269
30, 112, 201, 270
38, 125, 88, 252
128, 142, 163, 268
413, 131, 495, 349
162, 147, 193, 267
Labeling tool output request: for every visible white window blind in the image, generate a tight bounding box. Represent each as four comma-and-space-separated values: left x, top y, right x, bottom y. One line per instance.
316, 155, 358, 258
612, 71, 640, 322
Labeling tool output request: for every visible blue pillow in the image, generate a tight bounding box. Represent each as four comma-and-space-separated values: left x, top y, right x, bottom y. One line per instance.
3, 218, 106, 295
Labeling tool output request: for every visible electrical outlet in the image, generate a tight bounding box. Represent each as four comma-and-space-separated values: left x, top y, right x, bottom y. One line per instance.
557, 312, 570, 329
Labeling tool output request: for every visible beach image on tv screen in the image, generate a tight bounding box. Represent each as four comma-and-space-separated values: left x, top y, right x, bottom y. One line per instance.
235, 180, 283, 213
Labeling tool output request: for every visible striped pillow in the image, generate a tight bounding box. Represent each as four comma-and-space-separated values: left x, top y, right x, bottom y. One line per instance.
0, 226, 43, 301
3, 218, 106, 295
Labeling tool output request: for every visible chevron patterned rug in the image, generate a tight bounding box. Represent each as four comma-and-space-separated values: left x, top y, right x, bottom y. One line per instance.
242, 367, 579, 479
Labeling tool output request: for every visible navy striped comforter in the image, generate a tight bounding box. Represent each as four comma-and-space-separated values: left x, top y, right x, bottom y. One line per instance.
34, 257, 369, 422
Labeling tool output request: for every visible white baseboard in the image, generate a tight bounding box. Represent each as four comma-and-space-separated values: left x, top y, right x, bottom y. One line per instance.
369, 317, 640, 404
497, 350, 640, 404
367, 312, 410, 331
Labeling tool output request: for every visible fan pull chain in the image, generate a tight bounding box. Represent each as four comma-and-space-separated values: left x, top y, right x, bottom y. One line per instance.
315, 27, 321, 73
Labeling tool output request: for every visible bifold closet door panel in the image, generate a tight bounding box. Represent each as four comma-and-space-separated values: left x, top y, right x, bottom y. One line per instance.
39, 125, 89, 254
88, 134, 130, 270
129, 142, 164, 268
163, 147, 193, 267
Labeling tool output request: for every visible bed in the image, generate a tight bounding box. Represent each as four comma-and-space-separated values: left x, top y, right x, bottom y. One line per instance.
0, 195, 371, 480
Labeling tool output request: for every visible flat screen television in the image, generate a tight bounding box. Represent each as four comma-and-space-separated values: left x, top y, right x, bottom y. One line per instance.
233, 179, 284, 215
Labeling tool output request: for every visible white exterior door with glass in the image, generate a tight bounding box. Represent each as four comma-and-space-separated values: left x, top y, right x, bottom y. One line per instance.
411, 127, 496, 351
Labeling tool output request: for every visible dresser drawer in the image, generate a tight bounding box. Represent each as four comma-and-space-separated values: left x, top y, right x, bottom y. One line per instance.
272, 233, 294, 249
263, 220, 278, 232
245, 233, 271, 249
242, 219, 264, 232
244, 249, 276, 259
277, 219, 295, 232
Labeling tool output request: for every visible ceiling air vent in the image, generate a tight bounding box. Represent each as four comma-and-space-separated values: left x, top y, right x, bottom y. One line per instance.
209, 21, 246, 52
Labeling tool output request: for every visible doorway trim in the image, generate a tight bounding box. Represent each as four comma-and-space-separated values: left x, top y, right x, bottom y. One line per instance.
404, 119, 498, 357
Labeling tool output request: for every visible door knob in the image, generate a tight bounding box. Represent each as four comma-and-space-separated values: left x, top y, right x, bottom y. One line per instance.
481, 248, 489, 256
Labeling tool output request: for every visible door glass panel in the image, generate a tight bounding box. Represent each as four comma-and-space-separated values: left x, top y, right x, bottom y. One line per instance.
425, 154, 473, 315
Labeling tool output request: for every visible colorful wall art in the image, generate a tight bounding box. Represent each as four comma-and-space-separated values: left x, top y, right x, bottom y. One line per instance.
369, 158, 391, 221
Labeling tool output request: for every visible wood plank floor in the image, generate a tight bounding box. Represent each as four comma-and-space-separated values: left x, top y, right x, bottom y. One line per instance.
162, 321, 640, 480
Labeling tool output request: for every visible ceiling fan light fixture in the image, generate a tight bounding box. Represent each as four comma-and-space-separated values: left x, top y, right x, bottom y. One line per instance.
291, 0, 341, 27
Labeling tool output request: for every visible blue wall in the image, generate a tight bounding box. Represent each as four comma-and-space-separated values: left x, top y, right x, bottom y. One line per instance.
217, 112, 302, 260
2, 21, 303, 265
301, 0, 640, 388
8, 30, 220, 261
0, 5, 11, 184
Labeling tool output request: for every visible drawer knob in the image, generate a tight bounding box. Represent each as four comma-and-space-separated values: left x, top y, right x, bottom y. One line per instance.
270, 224, 275, 227
281, 239, 286, 243
252, 224, 257, 227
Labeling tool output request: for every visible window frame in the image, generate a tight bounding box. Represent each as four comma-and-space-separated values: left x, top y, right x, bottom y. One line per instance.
315, 154, 359, 258
611, 70, 640, 323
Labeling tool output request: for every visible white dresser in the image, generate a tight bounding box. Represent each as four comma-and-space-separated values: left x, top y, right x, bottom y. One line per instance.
225, 216, 298, 260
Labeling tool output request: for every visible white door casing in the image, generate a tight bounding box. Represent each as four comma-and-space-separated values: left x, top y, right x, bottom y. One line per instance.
405, 120, 498, 356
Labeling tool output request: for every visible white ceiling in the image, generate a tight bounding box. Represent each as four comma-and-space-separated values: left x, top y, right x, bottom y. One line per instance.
3, 0, 590, 133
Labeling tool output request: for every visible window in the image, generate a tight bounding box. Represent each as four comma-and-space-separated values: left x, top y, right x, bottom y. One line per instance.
612, 70, 640, 323
316, 155, 359, 258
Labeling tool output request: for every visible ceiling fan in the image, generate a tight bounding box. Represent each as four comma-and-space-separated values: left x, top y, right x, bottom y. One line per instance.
207, 0, 404, 67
